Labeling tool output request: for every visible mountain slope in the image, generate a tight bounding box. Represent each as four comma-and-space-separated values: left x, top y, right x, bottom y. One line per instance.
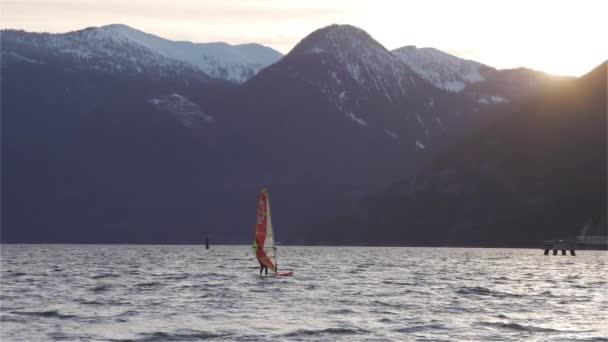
1, 31, 239, 243
393, 46, 566, 104
1, 25, 282, 83
214, 24, 503, 241
329, 61, 607, 246
94, 24, 283, 82
0, 24, 576, 245
393, 46, 487, 92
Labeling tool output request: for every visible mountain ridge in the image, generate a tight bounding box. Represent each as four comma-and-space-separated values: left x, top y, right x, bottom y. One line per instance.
1, 24, 283, 83
0, 23, 590, 245
322, 61, 607, 246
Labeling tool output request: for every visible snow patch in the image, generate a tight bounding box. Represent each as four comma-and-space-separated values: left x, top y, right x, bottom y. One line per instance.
385, 129, 399, 139
477, 95, 509, 104
345, 112, 368, 126
5, 52, 45, 64
307, 47, 324, 54
147, 93, 214, 127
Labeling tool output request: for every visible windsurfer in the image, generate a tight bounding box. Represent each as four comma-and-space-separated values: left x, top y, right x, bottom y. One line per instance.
259, 262, 268, 276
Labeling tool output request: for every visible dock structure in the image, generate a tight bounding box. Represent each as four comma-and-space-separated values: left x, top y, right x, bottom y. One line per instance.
542, 240, 576, 256
542, 236, 608, 255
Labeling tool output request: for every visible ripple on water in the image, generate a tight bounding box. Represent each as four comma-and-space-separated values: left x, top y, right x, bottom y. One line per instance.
91, 273, 121, 279
455, 286, 523, 298
91, 285, 112, 293
395, 324, 447, 333
130, 329, 231, 341
326, 308, 357, 315
12, 310, 76, 320
477, 321, 573, 333
135, 281, 163, 289
283, 327, 369, 338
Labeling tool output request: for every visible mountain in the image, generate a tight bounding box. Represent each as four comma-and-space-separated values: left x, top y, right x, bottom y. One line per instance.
1, 27, 241, 243
327, 61, 607, 246
1, 24, 575, 244
393, 45, 566, 104
393, 46, 488, 92
1, 24, 282, 83
214, 25, 509, 241
237, 25, 492, 161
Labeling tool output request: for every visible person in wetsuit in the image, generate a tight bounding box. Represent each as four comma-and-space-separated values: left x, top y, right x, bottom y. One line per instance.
259, 262, 268, 276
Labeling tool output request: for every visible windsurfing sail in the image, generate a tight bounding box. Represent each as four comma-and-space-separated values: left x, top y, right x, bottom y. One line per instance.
253, 188, 278, 273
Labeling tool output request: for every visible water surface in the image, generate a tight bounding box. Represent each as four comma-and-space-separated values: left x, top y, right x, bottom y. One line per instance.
1, 245, 607, 341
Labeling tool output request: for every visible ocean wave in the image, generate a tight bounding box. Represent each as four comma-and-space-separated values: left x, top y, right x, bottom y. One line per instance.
326, 308, 356, 314
132, 329, 229, 341
579, 338, 608, 341
0, 315, 26, 323
478, 321, 563, 333
395, 324, 447, 333
12, 310, 75, 320
371, 300, 408, 308
78, 300, 104, 305
162, 274, 189, 280
381, 280, 415, 286
91, 273, 121, 279
456, 286, 523, 298
284, 327, 369, 337
135, 282, 163, 288
91, 285, 112, 293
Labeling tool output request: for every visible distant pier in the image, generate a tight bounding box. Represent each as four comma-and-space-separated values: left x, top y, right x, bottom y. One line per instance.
542, 236, 608, 255
543, 240, 576, 256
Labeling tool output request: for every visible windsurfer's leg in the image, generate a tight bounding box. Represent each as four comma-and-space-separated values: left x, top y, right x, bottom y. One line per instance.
259, 264, 263, 276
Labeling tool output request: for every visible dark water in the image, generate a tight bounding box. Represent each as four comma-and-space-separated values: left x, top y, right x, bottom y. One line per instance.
1, 245, 607, 341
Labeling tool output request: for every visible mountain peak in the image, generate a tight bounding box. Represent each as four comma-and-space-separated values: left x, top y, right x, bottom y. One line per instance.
100, 23, 136, 31
290, 24, 383, 57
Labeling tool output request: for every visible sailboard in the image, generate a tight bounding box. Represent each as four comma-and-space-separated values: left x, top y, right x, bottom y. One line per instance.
253, 188, 293, 277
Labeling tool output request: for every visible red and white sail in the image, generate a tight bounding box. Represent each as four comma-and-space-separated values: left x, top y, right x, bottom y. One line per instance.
253, 188, 277, 272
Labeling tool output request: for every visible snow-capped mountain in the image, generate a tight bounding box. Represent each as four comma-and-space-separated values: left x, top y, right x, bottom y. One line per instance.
244, 24, 481, 154
1, 24, 283, 83
393, 45, 487, 92
392, 45, 565, 103
2, 28, 210, 79
1, 22, 575, 245
87, 24, 283, 82
285, 25, 420, 127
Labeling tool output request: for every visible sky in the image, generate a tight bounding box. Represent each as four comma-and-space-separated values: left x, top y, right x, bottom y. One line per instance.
1, 0, 606, 76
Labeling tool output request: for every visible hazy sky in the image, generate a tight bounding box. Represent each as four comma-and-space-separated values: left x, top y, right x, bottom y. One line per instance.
2, 0, 606, 76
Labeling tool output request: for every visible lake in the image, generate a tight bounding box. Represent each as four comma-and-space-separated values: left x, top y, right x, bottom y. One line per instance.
1, 245, 607, 341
